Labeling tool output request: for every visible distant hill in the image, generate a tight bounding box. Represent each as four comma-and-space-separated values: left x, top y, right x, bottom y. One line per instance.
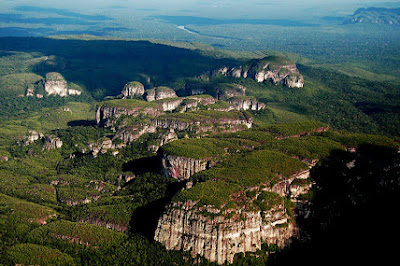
344, 7, 400, 25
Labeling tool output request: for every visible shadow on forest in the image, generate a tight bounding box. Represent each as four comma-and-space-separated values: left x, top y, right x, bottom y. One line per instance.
67, 119, 97, 127
269, 144, 400, 266
129, 181, 186, 240
122, 156, 160, 176
0, 37, 236, 100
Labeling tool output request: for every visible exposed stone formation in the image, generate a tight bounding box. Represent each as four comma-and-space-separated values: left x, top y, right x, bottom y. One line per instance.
161, 154, 216, 181
155, 169, 312, 264
344, 7, 400, 25
42, 135, 63, 150
145, 86, 177, 101
44, 72, 81, 97
23, 130, 63, 150
210, 56, 304, 88
121, 81, 145, 99
216, 83, 246, 100
227, 96, 266, 111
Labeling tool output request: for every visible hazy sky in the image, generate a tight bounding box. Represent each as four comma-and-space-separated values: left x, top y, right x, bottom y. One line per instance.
0, 0, 400, 18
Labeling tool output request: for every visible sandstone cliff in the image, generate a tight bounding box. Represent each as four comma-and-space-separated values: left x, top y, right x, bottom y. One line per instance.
208, 56, 304, 88
44, 72, 82, 97
227, 96, 266, 111
161, 154, 215, 181
155, 148, 313, 264
155, 200, 296, 264
122, 81, 145, 99
155, 171, 310, 264
145, 86, 177, 101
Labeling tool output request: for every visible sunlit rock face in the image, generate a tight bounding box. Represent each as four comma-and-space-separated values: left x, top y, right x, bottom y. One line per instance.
44, 72, 82, 96
145, 86, 177, 101
122, 81, 145, 99
209, 56, 305, 88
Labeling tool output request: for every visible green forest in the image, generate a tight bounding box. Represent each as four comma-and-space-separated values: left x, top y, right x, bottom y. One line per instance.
0, 34, 399, 265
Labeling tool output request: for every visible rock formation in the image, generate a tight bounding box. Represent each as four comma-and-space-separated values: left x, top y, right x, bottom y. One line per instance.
145, 86, 177, 101
23, 130, 44, 145
89, 138, 114, 157
44, 72, 81, 97
216, 83, 246, 100
42, 135, 63, 150
161, 154, 215, 181
344, 7, 400, 25
122, 81, 145, 99
155, 169, 311, 264
227, 96, 266, 111
208, 56, 304, 88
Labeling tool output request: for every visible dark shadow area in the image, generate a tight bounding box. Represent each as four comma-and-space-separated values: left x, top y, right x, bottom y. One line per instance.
123, 156, 160, 175
269, 145, 400, 266
129, 180, 186, 240
67, 120, 97, 127
0, 37, 237, 100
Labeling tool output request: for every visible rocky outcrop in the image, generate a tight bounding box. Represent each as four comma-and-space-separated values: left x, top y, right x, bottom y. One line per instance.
161, 154, 216, 181
344, 7, 400, 25
122, 81, 145, 99
152, 115, 253, 134
89, 138, 114, 157
283, 74, 304, 89
145, 86, 177, 101
42, 135, 63, 150
79, 217, 128, 232
155, 169, 312, 264
96, 105, 162, 127
216, 84, 246, 100
208, 56, 304, 88
23, 130, 44, 145
44, 72, 81, 97
155, 199, 297, 264
227, 96, 266, 111
113, 125, 157, 145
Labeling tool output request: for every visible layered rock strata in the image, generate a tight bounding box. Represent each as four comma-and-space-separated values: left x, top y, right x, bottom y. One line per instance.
161, 154, 216, 181
155, 169, 312, 264
207, 56, 304, 88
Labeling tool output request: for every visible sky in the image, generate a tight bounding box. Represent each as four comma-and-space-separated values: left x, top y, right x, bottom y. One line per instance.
2, 0, 399, 19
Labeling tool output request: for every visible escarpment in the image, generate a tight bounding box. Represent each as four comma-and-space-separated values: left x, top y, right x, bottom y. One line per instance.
96, 93, 255, 149
122, 81, 145, 99
206, 56, 304, 88
152, 127, 358, 264
154, 149, 313, 264
45, 72, 82, 97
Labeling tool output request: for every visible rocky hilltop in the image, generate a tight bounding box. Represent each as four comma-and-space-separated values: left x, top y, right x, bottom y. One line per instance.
153, 123, 346, 264
45, 72, 82, 97
344, 7, 400, 25
205, 56, 304, 88
121, 81, 145, 99
155, 148, 314, 264
96, 93, 256, 151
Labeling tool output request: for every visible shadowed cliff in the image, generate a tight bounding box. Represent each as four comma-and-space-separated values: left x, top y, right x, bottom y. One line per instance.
269, 144, 400, 266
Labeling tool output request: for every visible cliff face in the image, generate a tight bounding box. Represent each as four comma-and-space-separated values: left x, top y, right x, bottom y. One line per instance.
227, 97, 266, 111
155, 169, 312, 264
96, 105, 162, 127
44, 72, 81, 97
145, 86, 177, 101
209, 56, 304, 88
161, 154, 215, 181
216, 84, 246, 100
122, 81, 145, 99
